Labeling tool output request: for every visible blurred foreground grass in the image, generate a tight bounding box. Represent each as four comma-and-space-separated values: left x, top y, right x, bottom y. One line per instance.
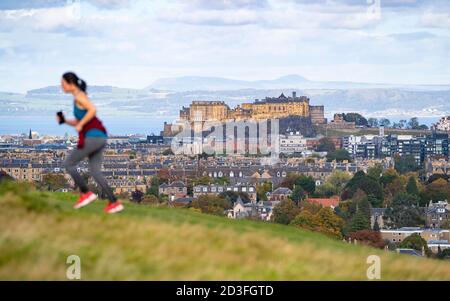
0, 181, 449, 280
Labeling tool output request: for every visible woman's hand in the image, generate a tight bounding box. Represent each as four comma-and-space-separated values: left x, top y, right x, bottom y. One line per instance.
75, 123, 83, 132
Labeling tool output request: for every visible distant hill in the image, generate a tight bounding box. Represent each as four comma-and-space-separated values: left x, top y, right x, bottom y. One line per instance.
147, 74, 450, 92
26, 85, 142, 95
1, 181, 450, 280
147, 74, 310, 91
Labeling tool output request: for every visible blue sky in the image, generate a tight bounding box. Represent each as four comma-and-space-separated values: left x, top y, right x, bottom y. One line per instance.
0, 0, 449, 92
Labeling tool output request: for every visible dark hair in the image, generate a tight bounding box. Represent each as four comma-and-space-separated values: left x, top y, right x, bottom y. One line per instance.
62, 72, 87, 93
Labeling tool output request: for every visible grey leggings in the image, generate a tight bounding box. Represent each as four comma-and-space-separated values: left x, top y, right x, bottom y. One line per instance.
64, 137, 116, 202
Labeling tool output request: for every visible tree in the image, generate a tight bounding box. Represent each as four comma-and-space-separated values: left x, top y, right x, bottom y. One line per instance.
380, 168, 399, 186
367, 164, 383, 182
350, 209, 371, 232
318, 170, 352, 197
383, 193, 424, 228
327, 149, 352, 162
437, 248, 450, 260
191, 195, 231, 216
273, 199, 301, 225
40, 174, 68, 191
421, 178, 450, 203
315, 207, 345, 239
407, 117, 420, 129
347, 230, 386, 249
406, 176, 420, 197
316, 137, 336, 152
290, 185, 306, 204
342, 171, 383, 207
147, 176, 159, 197
367, 118, 378, 128
343, 113, 368, 127
290, 210, 320, 230
379, 118, 391, 128
399, 233, 431, 257
394, 155, 419, 174
141, 194, 160, 205
256, 181, 272, 201
290, 207, 344, 239
131, 189, 144, 203
294, 175, 316, 194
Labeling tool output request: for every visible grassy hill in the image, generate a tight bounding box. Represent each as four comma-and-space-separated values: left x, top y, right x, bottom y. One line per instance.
1, 182, 450, 280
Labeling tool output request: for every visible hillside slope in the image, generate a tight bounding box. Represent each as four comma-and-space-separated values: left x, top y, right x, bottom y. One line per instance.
1, 182, 449, 280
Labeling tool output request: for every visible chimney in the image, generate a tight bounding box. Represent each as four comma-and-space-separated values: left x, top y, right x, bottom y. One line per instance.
292, 91, 297, 98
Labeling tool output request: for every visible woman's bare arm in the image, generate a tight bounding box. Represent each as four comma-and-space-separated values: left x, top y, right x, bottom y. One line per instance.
74, 93, 97, 131
65, 119, 79, 126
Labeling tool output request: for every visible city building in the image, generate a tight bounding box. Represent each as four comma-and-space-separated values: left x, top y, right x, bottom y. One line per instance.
433, 116, 450, 132
193, 183, 257, 202
279, 132, 307, 154
305, 197, 340, 209
159, 181, 188, 200
269, 187, 292, 201
425, 201, 450, 228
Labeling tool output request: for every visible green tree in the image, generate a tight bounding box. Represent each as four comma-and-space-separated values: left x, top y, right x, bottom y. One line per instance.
294, 175, 316, 194
191, 195, 231, 216
367, 118, 378, 128
407, 117, 420, 129
256, 181, 272, 201
350, 209, 371, 232
394, 155, 419, 174
327, 149, 352, 162
40, 174, 68, 191
342, 113, 368, 126
421, 178, 450, 203
342, 171, 383, 207
384, 193, 424, 228
147, 176, 159, 197
379, 118, 391, 127
399, 233, 431, 257
273, 199, 300, 225
315, 137, 336, 152
291, 185, 306, 204
406, 176, 420, 197
367, 164, 383, 182
141, 194, 160, 205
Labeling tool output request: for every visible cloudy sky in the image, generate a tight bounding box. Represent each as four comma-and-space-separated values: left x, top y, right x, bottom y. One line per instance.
0, 0, 449, 92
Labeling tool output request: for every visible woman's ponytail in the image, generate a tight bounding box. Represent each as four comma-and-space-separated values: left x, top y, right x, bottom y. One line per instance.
62, 72, 88, 93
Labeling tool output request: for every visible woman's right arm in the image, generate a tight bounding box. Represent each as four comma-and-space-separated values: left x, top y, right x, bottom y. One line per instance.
56, 115, 78, 126
65, 119, 79, 126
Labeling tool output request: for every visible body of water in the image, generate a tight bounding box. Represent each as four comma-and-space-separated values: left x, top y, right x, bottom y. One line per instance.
0, 115, 177, 136
0, 115, 441, 136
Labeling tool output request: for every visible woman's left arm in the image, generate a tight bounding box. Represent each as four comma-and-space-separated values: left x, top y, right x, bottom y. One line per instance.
75, 93, 97, 132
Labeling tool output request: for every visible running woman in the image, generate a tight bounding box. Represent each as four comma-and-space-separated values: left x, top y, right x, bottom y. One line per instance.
58, 72, 124, 213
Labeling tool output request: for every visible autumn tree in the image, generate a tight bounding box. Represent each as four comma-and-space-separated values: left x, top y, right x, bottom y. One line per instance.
273, 199, 300, 225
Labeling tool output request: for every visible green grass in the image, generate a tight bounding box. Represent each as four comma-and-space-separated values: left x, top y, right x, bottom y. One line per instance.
1, 181, 450, 280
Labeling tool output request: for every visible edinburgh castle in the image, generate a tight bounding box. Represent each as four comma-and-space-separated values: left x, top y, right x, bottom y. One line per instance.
179, 92, 326, 125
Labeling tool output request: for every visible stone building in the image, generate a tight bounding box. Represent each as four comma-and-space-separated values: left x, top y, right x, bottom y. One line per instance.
178, 92, 324, 124
328, 114, 356, 129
